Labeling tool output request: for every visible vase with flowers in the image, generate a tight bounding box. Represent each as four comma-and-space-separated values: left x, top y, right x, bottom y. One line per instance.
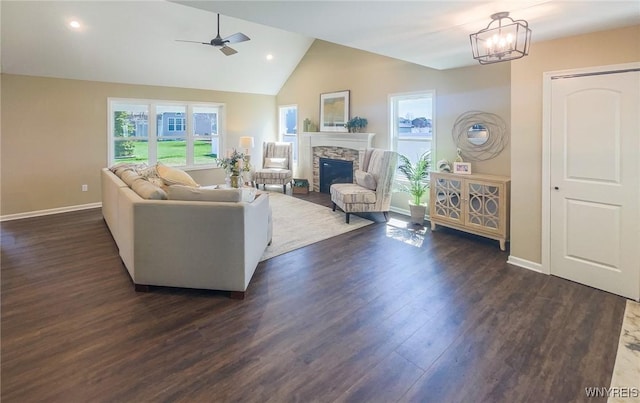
216, 149, 251, 188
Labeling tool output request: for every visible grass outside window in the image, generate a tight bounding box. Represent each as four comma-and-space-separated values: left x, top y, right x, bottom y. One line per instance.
114, 140, 218, 166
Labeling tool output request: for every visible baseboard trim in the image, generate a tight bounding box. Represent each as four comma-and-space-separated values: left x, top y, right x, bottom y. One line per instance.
507, 255, 544, 274
1, 202, 102, 222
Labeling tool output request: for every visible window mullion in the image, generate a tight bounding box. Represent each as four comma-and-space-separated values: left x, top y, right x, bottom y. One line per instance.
148, 103, 157, 164
186, 104, 194, 166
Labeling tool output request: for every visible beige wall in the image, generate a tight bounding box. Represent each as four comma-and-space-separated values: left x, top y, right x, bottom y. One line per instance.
277, 40, 511, 210
1, 74, 276, 216
510, 25, 640, 264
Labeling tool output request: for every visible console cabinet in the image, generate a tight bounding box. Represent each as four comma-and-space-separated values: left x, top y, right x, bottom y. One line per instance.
429, 172, 511, 251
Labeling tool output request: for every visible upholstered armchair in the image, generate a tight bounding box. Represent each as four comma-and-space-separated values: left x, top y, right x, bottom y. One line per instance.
254, 142, 293, 193
330, 148, 397, 223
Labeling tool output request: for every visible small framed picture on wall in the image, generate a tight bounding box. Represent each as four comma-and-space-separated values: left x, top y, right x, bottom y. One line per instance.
453, 162, 472, 175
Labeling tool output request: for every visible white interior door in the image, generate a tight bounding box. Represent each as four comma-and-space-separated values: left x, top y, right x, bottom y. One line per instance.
550, 70, 640, 300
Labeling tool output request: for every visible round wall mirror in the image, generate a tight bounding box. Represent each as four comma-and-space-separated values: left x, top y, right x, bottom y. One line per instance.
452, 111, 508, 161
467, 124, 488, 145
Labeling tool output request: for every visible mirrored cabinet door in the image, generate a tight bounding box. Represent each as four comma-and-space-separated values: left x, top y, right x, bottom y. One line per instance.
432, 176, 463, 226
430, 172, 510, 251
465, 181, 503, 234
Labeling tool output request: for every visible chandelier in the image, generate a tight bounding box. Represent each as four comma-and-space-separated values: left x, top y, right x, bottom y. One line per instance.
470, 12, 531, 65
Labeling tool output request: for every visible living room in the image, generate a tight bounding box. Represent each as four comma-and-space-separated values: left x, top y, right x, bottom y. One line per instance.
2, 1, 639, 401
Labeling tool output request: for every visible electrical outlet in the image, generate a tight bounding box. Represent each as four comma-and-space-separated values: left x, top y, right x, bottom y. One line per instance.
82, 184, 88, 192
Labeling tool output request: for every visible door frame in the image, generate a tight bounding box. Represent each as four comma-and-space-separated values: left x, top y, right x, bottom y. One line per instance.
541, 62, 640, 277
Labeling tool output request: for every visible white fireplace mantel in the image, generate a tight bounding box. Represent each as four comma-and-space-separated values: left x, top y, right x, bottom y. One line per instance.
298, 132, 375, 190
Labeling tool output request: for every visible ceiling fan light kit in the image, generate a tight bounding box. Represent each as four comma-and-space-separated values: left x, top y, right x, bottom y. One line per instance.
176, 13, 250, 56
470, 12, 531, 65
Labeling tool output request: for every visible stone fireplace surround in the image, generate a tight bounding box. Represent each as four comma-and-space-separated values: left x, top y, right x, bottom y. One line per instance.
299, 132, 375, 192
314, 149, 359, 193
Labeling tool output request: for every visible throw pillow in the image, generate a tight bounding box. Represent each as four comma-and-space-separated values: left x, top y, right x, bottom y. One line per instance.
264, 157, 288, 169
157, 162, 199, 187
137, 164, 160, 180
110, 162, 144, 174
131, 178, 167, 200
355, 170, 377, 190
120, 169, 143, 187
147, 177, 166, 189
167, 185, 242, 203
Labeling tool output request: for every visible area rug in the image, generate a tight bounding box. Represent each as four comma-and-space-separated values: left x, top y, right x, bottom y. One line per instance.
260, 192, 373, 261
608, 300, 640, 403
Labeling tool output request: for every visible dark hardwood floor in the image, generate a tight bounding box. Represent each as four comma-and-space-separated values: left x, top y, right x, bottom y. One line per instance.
1, 192, 627, 402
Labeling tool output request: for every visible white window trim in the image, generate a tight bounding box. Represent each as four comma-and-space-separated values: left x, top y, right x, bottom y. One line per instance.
388, 90, 436, 150
388, 90, 436, 184
279, 104, 298, 163
108, 97, 225, 170
278, 104, 298, 140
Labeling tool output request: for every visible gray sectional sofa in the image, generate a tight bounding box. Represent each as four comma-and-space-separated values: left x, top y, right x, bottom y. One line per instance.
101, 167, 271, 299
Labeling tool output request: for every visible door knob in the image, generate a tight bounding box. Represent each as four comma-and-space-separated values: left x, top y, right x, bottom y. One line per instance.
554, 186, 559, 190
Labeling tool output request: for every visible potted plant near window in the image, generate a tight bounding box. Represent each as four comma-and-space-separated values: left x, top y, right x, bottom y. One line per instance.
397, 151, 431, 225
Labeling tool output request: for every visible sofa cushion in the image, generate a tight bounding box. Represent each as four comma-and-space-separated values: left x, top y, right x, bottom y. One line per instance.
355, 170, 377, 190
131, 178, 168, 200
330, 183, 376, 204
254, 169, 291, 179
264, 157, 288, 169
157, 162, 199, 187
167, 185, 256, 203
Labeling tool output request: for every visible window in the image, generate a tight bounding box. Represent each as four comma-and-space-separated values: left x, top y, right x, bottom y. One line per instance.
109, 99, 222, 168
167, 117, 185, 132
279, 105, 297, 162
389, 91, 434, 173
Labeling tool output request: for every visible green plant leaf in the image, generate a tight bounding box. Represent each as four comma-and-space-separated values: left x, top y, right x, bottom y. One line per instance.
396, 151, 431, 205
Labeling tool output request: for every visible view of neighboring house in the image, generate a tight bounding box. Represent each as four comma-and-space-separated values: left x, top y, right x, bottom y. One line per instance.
118, 112, 218, 138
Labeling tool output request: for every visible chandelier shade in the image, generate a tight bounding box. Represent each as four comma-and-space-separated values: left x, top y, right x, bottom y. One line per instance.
470, 12, 531, 65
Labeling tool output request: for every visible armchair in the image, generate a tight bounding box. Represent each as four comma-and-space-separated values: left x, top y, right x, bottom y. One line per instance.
330, 148, 397, 223
254, 142, 293, 193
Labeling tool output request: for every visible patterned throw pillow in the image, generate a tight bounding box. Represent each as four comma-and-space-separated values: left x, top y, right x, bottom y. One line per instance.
136, 164, 160, 180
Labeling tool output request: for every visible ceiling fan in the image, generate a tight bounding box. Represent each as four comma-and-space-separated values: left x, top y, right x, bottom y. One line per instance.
176, 13, 250, 56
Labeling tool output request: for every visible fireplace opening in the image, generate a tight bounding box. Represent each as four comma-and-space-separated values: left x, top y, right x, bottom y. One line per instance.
319, 158, 353, 193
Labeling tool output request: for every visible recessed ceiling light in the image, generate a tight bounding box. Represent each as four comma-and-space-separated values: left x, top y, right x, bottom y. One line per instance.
266, 54, 274, 61
69, 20, 81, 29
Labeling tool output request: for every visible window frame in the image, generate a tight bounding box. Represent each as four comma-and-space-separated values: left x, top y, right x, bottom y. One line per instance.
388, 90, 436, 183
108, 98, 225, 169
278, 104, 298, 163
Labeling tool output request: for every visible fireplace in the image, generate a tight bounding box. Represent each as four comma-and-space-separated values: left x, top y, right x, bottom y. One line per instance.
319, 158, 353, 193
299, 132, 375, 192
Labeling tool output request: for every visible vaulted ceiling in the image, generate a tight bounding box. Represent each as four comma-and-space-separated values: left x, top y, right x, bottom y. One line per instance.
179, 0, 640, 70
1, 1, 314, 95
2, 1, 639, 96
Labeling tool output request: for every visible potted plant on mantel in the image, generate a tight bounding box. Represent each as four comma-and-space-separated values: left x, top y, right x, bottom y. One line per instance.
346, 116, 368, 133
397, 151, 431, 225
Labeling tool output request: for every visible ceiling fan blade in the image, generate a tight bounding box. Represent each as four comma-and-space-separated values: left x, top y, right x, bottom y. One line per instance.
176, 39, 210, 45
223, 32, 250, 44
220, 46, 237, 56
